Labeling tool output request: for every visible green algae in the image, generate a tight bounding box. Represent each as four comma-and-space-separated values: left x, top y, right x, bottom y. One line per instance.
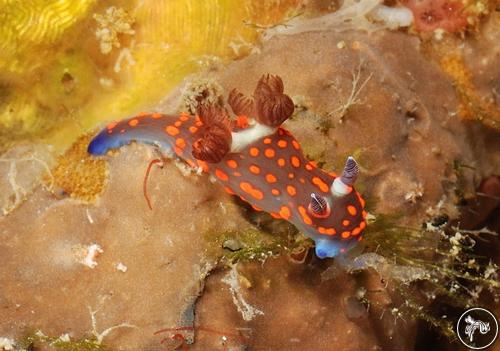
18, 332, 109, 351
360, 212, 499, 339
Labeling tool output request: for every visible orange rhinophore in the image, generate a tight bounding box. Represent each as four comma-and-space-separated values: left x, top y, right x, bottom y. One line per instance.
88, 75, 367, 258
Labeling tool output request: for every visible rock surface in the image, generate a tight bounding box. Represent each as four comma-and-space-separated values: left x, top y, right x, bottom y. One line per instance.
0, 143, 254, 350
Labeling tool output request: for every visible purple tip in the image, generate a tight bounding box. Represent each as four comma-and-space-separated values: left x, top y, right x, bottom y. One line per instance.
340, 156, 359, 186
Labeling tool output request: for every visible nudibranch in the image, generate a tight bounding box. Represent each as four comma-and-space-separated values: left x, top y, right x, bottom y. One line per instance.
88, 74, 367, 258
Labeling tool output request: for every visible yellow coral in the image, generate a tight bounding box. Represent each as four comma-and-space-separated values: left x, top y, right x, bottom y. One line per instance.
0, 0, 303, 152
51, 133, 107, 202
0, 0, 96, 73
440, 54, 500, 130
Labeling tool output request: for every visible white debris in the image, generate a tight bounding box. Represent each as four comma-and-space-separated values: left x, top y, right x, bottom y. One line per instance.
114, 45, 136, 73
86, 209, 94, 224
222, 265, 264, 321
368, 5, 413, 29
99, 77, 114, 87
58, 333, 71, 342
82, 244, 103, 269
116, 262, 128, 272
404, 182, 424, 203
0, 337, 15, 350
88, 307, 137, 345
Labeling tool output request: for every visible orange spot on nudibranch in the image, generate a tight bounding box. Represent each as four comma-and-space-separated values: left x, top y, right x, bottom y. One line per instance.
107, 122, 118, 130
195, 120, 203, 127
352, 227, 362, 236
197, 160, 209, 172
265, 174, 277, 183
175, 138, 186, 149
279, 206, 291, 219
252, 205, 262, 212
286, 185, 297, 196
179, 114, 189, 122
174, 121, 182, 127
325, 228, 336, 235
270, 212, 281, 219
362, 210, 367, 219
249, 147, 260, 157
277, 140, 288, 148
347, 205, 357, 216
305, 163, 314, 171
342, 219, 350, 227
224, 186, 235, 195
318, 227, 327, 234
263, 138, 272, 144
189, 126, 198, 134
215, 169, 229, 181
264, 148, 275, 158
299, 178, 306, 184
341, 231, 351, 239
128, 119, 139, 127
236, 115, 249, 129
233, 171, 242, 177
312, 176, 330, 193
291, 156, 300, 168
357, 192, 366, 208
239, 182, 264, 200
359, 221, 366, 230
271, 189, 280, 195
226, 160, 238, 168
291, 140, 300, 150
249, 165, 260, 174
298, 206, 313, 225
288, 173, 295, 179
137, 111, 148, 117
277, 158, 285, 167
166, 125, 180, 136
152, 113, 162, 119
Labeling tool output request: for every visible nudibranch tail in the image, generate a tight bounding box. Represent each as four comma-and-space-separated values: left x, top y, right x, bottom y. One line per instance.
87, 113, 182, 157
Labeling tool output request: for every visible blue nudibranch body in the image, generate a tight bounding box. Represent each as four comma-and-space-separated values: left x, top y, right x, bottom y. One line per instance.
88, 74, 367, 258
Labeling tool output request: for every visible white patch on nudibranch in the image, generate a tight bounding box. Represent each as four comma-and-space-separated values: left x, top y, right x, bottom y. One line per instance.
230, 123, 276, 153
331, 177, 351, 197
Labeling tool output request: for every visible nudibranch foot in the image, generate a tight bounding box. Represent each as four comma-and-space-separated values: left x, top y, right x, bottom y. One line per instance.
87, 74, 367, 259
